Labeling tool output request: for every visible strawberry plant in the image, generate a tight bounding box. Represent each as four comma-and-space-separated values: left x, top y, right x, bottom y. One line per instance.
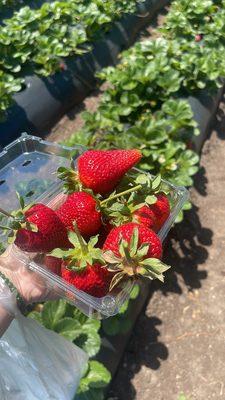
162, 0, 225, 44
66, 1, 225, 198
0, 0, 144, 119
65, 0, 225, 199
0, 70, 22, 121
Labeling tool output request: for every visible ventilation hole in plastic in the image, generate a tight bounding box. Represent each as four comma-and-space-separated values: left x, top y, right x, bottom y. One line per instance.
25, 191, 34, 198
22, 160, 31, 167
0, 179, 5, 186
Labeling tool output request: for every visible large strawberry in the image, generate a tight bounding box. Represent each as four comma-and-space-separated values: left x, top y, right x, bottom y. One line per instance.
103, 222, 170, 290
0, 197, 70, 253
14, 204, 70, 253
61, 263, 110, 297
58, 149, 142, 195
104, 174, 170, 232
56, 191, 102, 237
51, 224, 112, 297
133, 193, 170, 232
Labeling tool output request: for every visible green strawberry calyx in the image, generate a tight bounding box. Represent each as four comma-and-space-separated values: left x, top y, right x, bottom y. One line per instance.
0, 192, 38, 243
57, 161, 81, 194
102, 174, 167, 226
103, 228, 171, 291
50, 222, 105, 272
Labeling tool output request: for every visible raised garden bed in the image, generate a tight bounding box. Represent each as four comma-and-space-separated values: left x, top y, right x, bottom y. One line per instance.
0, 0, 169, 147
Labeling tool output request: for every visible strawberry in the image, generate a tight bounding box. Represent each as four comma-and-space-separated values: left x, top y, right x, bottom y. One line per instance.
56, 191, 102, 237
78, 149, 141, 194
44, 255, 62, 276
61, 262, 111, 297
195, 34, 203, 42
58, 149, 142, 195
103, 174, 169, 232
51, 224, 112, 297
0, 201, 70, 253
103, 222, 162, 259
103, 223, 170, 289
133, 193, 170, 232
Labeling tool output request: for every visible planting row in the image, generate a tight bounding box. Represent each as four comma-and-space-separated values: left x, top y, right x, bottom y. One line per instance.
0, 0, 145, 121
66, 0, 225, 209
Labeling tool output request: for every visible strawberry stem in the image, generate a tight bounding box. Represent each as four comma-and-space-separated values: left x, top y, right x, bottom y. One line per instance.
0, 207, 14, 219
100, 184, 142, 206
72, 222, 88, 255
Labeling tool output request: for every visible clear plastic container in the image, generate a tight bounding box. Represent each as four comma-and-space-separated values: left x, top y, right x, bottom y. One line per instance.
0, 133, 189, 319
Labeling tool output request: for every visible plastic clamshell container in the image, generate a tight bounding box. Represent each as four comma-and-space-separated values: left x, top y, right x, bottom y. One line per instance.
0, 133, 189, 319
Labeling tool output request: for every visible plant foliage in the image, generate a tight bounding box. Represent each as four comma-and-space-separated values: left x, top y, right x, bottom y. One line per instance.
28, 300, 111, 399
0, 0, 144, 119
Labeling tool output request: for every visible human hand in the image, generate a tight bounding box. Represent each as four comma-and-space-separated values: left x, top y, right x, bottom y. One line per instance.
0, 245, 57, 305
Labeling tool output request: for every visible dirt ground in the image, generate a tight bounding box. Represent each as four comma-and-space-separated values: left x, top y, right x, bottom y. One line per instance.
106, 103, 225, 400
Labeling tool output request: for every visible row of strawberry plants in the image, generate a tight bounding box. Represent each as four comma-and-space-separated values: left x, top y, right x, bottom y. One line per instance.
66, 0, 225, 213
0, 0, 144, 121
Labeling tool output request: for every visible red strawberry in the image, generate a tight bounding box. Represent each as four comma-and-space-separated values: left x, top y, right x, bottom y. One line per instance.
61, 262, 111, 297
51, 224, 112, 297
195, 34, 203, 42
78, 149, 142, 194
103, 223, 170, 289
14, 204, 70, 253
103, 222, 162, 259
56, 191, 102, 237
44, 255, 62, 276
133, 193, 170, 232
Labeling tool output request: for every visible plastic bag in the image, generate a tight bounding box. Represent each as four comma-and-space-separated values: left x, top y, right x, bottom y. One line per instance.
0, 272, 88, 400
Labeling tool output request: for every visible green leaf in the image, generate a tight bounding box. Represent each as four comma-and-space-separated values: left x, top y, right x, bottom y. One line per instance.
42, 300, 67, 330
137, 243, 150, 258
54, 317, 82, 341
135, 174, 149, 185
80, 329, 101, 358
16, 191, 25, 210
68, 230, 80, 247
102, 317, 121, 336
75, 388, 104, 400
129, 228, 139, 257
130, 284, 140, 299
145, 195, 157, 205
79, 361, 111, 391
141, 258, 171, 274
50, 248, 66, 259
28, 311, 43, 324
151, 174, 161, 190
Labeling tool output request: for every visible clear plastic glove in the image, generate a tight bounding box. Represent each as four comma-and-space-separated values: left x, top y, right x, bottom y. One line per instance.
0, 244, 56, 306
0, 248, 88, 400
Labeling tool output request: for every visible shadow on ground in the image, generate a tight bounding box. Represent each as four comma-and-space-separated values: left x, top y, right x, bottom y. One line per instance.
107, 166, 213, 400
214, 95, 225, 140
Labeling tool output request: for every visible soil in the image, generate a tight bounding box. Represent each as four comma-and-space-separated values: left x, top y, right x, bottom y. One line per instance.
106, 101, 225, 400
